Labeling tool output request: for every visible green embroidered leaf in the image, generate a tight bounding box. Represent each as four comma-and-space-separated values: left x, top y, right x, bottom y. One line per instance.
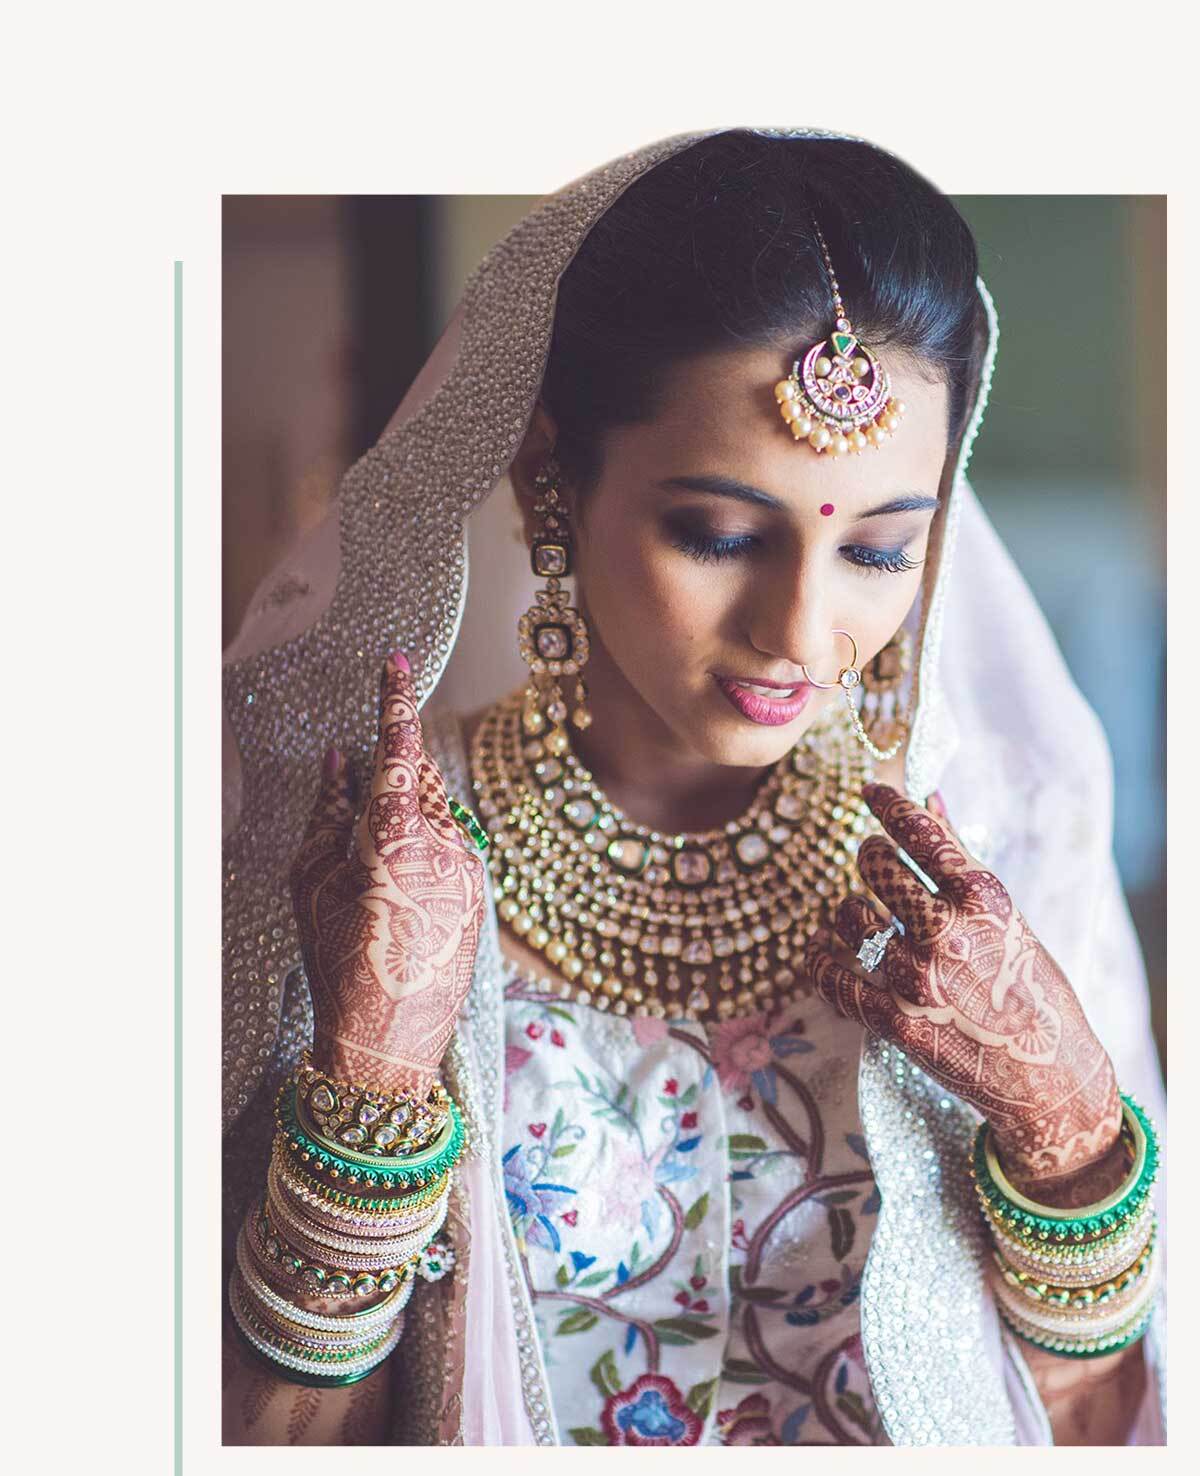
654, 1330, 693, 1347
629, 1240, 643, 1268
575, 1269, 610, 1288
552, 1143, 577, 1158
729, 1265, 787, 1305
555, 1263, 571, 1288
816, 1189, 860, 1206
722, 1358, 770, 1385
827, 1205, 855, 1262
653, 1317, 721, 1341
678, 1082, 698, 1106
569, 1427, 610, 1445
615, 1083, 627, 1105
684, 1192, 710, 1230
727, 1133, 768, 1158
557, 1308, 600, 1336
590, 1350, 622, 1399
546, 1006, 575, 1023
686, 1377, 718, 1417
552, 1106, 565, 1138
836, 1391, 872, 1434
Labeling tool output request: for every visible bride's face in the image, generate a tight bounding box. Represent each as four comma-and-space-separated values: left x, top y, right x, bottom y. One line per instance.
567, 344, 951, 770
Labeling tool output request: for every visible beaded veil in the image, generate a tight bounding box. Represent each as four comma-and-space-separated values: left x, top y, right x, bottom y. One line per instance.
221, 127, 1166, 1444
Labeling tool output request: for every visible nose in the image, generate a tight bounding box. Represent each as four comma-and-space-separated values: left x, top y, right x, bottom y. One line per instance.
743, 555, 837, 678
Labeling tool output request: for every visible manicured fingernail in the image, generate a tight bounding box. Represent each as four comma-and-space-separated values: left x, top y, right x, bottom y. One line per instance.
387, 649, 411, 676
323, 746, 344, 780
927, 789, 947, 819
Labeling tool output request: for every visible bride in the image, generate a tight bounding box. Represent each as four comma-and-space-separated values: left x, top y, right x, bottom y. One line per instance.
220, 128, 1166, 1445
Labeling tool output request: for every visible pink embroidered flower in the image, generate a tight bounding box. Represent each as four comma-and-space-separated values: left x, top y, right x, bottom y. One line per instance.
525, 1021, 544, 1042
601, 1140, 665, 1231
716, 1392, 774, 1445
631, 1015, 669, 1047
680, 1110, 698, 1130
710, 1014, 775, 1093
843, 1332, 867, 1369
601, 1373, 703, 1446
550, 1028, 566, 1048
503, 1044, 532, 1112
664, 1078, 679, 1096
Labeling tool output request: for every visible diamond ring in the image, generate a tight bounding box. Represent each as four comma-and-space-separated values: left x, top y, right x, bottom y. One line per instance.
856, 925, 897, 972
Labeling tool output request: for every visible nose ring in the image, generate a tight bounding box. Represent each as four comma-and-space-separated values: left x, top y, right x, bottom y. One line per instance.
800, 629, 861, 690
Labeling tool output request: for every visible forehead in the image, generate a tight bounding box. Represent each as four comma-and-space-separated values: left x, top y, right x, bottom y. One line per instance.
605, 344, 950, 509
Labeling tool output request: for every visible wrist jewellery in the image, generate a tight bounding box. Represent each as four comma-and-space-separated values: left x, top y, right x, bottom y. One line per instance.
970, 1094, 1161, 1358
276, 1076, 466, 1191
972, 1097, 1157, 1243
272, 1140, 450, 1215
297, 1050, 452, 1155
227, 1062, 465, 1384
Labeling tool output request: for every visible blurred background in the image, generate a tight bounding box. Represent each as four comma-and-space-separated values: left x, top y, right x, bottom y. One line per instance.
222, 193, 1166, 1073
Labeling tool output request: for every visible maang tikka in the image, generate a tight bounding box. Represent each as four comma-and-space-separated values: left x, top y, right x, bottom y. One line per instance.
773, 218, 906, 456
517, 461, 592, 750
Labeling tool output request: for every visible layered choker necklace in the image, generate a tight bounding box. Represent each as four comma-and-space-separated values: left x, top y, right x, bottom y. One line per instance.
468, 689, 877, 1025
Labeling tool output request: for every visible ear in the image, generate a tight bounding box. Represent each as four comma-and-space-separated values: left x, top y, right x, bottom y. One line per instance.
510, 401, 559, 545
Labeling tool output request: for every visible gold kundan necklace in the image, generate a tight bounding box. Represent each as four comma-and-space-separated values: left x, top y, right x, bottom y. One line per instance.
469, 689, 877, 1024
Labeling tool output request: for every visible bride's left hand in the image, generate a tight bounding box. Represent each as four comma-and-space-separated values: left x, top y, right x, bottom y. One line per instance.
805, 783, 1122, 1195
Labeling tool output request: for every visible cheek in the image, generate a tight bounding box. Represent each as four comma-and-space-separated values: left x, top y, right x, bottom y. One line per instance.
844, 568, 923, 655
588, 528, 735, 652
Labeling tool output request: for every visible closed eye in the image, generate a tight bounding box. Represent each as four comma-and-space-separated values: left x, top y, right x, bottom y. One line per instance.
669, 525, 921, 576
842, 545, 923, 575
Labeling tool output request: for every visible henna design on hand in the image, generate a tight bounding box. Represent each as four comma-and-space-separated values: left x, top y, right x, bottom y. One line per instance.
806, 784, 1121, 1188
289, 655, 485, 1094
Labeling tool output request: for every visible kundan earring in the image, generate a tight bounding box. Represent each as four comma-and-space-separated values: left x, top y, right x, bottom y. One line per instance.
856, 627, 913, 762
773, 217, 906, 456
801, 629, 909, 763
517, 462, 592, 753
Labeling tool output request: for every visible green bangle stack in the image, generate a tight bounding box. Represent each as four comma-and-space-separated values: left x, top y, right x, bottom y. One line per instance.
971, 1094, 1162, 1360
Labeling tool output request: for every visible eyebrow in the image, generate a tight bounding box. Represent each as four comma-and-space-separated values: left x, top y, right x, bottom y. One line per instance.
659, 474, 940, 519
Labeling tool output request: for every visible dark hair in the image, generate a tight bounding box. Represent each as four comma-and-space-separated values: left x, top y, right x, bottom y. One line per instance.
541, 131, 987, 492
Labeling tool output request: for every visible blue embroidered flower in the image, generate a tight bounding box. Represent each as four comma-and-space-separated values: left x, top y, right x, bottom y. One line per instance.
600, 1373, 703, 1446
502, 1143, 576, 1251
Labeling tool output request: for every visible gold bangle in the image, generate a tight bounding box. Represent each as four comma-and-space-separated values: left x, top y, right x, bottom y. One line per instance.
992, 1225, 1156, 1308
297, 1050, 452, 1156
272, 1138, 450, 1217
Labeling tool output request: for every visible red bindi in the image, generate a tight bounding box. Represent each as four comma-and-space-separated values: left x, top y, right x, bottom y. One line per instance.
820, 503, 835, 517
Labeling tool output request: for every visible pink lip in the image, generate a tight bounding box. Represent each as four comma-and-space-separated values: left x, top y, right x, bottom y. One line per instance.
714, 674, 814, 726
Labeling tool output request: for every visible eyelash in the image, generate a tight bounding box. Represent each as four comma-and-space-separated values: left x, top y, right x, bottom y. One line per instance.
668, 528, 921, 575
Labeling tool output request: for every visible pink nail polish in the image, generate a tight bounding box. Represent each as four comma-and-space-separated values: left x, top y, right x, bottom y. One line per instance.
323, 746, 344, 780
388, 649, 411, 675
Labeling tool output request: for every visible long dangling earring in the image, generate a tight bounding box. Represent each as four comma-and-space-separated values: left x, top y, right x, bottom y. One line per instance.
516, 462, 592, 755
855, 627, 913, 760
801, 628, 912, 763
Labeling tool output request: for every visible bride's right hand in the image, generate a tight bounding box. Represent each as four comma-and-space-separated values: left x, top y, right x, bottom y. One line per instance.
289, 651, 486, 1097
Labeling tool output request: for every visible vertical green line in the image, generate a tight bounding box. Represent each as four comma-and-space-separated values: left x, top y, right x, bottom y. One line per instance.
174, 259, 184, 1476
